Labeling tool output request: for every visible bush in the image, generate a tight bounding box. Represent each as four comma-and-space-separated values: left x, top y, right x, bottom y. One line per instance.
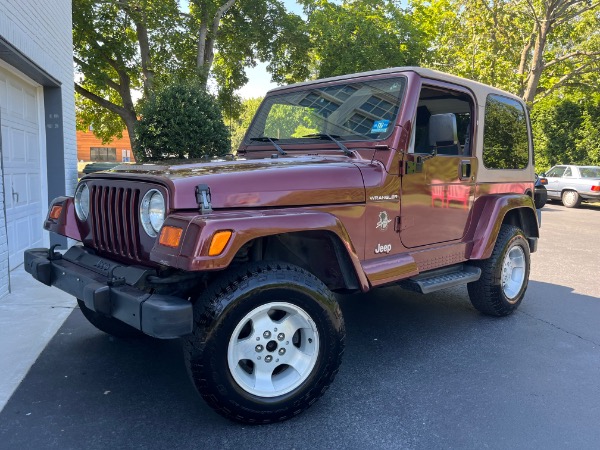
134, 81, 230, 162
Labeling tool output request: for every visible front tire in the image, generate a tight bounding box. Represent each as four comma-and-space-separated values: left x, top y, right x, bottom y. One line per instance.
562, 190, 581, 208
184, 262, 345, 424
467, 225, 530, 316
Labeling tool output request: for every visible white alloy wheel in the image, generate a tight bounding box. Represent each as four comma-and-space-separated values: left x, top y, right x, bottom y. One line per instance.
562, 190, 581, 208
501, 244, 526, 301
227, 302, 320, 398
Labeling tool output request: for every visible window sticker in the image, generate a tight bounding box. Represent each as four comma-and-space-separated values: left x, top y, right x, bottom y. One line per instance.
371, 119, 390, 134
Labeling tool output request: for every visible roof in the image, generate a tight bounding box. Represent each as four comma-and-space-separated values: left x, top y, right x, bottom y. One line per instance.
268, 66, 523, 104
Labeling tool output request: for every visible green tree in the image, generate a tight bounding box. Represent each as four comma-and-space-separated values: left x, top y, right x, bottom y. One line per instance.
135, 81, 230, 161
230, 97, 263, 150
575, 97, 600, 166
531, 97, 583, 169
74, 0, 309, 149
532, 94, 600, 170
411, 0, 600, 105
301, 0, 426, 78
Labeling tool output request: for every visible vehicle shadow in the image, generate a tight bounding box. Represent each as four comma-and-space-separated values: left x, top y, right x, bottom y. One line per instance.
2, 280, 600, 449
545, 200, 600, 211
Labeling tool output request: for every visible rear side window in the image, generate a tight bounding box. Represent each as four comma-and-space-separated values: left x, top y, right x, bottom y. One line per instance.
483, 95, 529, 169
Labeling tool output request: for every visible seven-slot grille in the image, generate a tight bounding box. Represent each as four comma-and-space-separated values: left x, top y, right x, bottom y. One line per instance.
90, 184, 142, 261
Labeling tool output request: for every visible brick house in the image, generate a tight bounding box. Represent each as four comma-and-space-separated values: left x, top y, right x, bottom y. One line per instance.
0, 0, 76, 298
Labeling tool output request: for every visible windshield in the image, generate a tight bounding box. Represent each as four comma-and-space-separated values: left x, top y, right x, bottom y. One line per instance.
579, 166, 600, 178
244, 76, 406, 146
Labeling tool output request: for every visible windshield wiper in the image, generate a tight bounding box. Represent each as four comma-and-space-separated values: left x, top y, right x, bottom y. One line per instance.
249, 137, 287, 156
302, 133, 353, 157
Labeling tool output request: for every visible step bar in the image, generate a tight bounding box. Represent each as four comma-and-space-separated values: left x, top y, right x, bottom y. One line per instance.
398, 264, 481, 294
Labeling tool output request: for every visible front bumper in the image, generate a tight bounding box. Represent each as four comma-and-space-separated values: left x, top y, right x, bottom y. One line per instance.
24, 247, 193, 338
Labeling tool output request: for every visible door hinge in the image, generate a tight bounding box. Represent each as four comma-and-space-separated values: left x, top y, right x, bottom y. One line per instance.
395, 216, 414, 232
394, 216, 401, 232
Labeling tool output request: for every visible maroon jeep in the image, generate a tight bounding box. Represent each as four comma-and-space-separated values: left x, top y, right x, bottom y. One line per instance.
25, 67, 539, 424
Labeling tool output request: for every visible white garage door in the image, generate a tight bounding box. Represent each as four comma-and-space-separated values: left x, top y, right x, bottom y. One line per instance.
0, 66, 45, 270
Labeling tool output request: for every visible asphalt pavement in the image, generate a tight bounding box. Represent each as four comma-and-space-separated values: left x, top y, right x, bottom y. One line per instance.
1, 200, 599, 449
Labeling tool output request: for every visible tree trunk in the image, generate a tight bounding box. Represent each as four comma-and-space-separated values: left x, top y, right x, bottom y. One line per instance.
123, 111, 140, 160
196, 0, 237, 89
522, 21, 549, 105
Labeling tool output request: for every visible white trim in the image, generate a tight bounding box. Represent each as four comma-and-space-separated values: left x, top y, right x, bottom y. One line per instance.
36, 84, 48, 247
0, 59, 41, 88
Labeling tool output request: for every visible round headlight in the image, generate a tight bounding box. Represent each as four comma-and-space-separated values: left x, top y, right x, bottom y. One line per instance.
74, 183, 90, 221
140, 189, 165, 237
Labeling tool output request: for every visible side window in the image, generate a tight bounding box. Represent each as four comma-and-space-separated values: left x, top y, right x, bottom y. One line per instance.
412, 86, 474, 156
90, 147, 117, 162
563, 167, 572, 177
546, 167, 566, 177
483, 95, 529, 169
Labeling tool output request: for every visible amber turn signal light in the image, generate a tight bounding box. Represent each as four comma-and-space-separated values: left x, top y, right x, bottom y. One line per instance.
208, 230, 232, 256
49, 205, 63, 220
159, 226, 183, 248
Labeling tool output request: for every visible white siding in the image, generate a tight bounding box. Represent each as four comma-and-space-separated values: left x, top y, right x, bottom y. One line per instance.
0, 0, 75, 297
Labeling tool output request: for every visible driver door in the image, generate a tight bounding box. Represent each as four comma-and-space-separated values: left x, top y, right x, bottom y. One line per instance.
400, 82, 477, 248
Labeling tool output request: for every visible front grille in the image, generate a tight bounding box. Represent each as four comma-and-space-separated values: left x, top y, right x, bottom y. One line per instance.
90, 184, 142, 261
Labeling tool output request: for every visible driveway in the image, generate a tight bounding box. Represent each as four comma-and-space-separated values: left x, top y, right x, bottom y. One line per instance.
1, 201, 599, 449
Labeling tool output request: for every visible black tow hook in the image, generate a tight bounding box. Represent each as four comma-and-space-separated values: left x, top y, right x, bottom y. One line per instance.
48, 244, 62, 261
107, 266, 126, 287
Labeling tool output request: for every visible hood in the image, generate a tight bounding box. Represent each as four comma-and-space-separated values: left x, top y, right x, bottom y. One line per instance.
105, 156, 366, 209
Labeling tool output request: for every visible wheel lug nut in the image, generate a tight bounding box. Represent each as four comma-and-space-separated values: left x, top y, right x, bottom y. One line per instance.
263, 331, 271, 339
255, 345, 263, 352
277, 333, 285, 341
265, 355, 273, 363
278, 348, 286, 355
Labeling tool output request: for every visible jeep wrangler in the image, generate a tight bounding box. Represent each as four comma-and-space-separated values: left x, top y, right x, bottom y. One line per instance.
25, 67, 539, 424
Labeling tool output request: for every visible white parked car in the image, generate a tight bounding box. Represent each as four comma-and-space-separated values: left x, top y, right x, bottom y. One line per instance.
542, 165, 600, 207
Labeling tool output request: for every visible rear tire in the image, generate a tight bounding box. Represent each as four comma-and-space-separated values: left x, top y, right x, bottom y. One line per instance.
534, 188, 547, 209
184, 261, 345, 424
467, 225, 530, 316
77, 299, 145, 338
562, 190, 581, 208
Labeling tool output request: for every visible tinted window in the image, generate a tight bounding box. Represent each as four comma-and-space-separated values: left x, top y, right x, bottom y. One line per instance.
483, 95, 529, 169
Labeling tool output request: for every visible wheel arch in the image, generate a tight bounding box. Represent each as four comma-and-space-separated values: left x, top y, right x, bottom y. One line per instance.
232, 230, 364, 293
469, 194, 539, 260
152, 210, 369, 292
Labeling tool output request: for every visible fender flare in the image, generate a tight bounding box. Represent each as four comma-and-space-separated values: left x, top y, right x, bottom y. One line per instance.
468, 194, 539, 260
150, 209, 370, 291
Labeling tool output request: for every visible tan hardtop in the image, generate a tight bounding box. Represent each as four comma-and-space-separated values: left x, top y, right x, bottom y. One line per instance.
269, 66, 524, 107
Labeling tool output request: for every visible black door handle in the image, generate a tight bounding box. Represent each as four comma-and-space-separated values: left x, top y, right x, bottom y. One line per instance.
460, 160, 471, 180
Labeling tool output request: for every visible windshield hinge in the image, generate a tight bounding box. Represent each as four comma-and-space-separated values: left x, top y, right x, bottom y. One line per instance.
195, 184, 213, 214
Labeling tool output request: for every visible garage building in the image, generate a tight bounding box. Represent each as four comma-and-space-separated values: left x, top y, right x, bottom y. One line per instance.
0, 0, 76, 298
